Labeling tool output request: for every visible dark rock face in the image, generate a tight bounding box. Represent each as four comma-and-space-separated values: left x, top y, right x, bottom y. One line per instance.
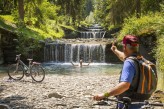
105, 44, 122, 63
0, 34, 4, 64
139, 34, 156, 63
0, 28, 17, 64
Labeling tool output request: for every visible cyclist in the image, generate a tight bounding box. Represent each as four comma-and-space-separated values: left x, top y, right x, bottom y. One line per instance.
93, 35, 157, 109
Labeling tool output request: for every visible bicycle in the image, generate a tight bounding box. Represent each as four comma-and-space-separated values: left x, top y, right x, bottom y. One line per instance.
8, 54, 45, 82
8, 38, 45, 82
93, 97, 164, 109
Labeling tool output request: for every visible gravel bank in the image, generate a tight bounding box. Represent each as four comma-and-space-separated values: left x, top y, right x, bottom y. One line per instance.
0, 74, 119, 109
0, 73, 163, 109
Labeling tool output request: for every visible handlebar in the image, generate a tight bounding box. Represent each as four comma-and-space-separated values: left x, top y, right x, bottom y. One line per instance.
15, 54, 21, 61
131, 101, 164, 107
103, 97, 164, 107
16, 54, 21, 57
103, 98, 124, 104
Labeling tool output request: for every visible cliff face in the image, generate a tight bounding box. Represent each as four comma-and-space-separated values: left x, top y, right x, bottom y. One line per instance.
139, 34, 156, 63
0, 28, 17, 64
0, 34, 3, 64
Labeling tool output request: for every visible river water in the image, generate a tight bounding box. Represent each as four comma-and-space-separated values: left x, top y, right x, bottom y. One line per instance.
43, 63, 122, 76
0, 63, 122, 78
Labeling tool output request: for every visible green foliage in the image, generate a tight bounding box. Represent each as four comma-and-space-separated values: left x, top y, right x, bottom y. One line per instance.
49, 0, 86, 26
0, 15, 16, 32
0, 15, 15, 23
94, 0, 163, 28
118, 13, 164, 41
142, 0, 162, 13
40, 1, 59, 20
156, 35, 164, 71
0, 0, 16, 14
82, 11, 95, 26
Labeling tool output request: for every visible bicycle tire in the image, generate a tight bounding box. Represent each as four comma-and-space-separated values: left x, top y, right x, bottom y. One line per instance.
30, 64, 45, 82
8, 64, 25, 80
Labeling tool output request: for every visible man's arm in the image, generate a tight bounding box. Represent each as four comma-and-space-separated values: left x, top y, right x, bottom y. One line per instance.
85, 59, 91, 66
93, 82, 130, 101
111, 42, 125, 61
93, 60, 135, 101
70, 62, 78, 66
106, 82, 130, 96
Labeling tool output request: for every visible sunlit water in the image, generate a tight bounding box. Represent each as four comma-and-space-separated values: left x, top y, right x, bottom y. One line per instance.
43, 63, 122, 76
0, 63, 122, 77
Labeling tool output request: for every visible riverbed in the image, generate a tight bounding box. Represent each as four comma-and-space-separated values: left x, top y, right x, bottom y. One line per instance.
0, 64, 163, 109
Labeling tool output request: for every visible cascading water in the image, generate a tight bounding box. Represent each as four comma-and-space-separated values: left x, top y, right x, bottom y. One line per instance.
44, 24, 108, 63
44, 43, 106, 63
80, 24, 106, 38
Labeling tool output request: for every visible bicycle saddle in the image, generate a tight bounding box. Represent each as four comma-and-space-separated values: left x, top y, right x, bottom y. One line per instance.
33, 62, 41, 65
27, 59, 33, 61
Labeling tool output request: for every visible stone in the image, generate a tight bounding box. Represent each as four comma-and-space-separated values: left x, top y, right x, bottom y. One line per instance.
48, 92, 64, 99
0, 104, 10, 109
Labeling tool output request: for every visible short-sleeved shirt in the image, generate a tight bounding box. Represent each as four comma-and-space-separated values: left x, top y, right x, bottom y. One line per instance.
120, 59, 136, 83
118, 59, 136, 108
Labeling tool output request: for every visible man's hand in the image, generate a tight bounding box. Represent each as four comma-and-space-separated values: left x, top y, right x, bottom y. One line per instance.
111, 41, 117, 52
93, 93, 105, 101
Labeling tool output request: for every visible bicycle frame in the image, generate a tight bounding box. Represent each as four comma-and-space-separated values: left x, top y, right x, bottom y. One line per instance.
16, 56, 33, 72
19, 60, 30, 70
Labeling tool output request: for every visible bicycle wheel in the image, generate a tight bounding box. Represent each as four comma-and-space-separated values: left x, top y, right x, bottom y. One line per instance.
8, 64, 24, 80
30, 65, 45, 82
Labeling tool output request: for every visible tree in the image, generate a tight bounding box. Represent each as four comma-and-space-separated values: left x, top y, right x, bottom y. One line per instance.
94, 0, 163, 27
0, 0, 16, 14
18, 0, 25, 22
48, 0, 86, 25
136, 0, 141, 18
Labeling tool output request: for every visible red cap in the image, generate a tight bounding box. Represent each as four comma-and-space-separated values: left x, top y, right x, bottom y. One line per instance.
122, 35, 139, 46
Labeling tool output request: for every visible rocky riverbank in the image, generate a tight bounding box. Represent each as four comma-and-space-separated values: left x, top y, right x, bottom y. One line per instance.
0, 74, 163, 109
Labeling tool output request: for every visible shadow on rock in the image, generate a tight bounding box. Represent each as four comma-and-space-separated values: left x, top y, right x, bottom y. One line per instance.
0, 95, 33, 109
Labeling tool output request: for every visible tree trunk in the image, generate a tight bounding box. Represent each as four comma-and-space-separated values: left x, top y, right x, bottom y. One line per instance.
18, 0, 24, 22
136, 0, 141, 18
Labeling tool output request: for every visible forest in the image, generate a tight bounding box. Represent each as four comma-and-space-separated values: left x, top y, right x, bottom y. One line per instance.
0, 0, 164, 90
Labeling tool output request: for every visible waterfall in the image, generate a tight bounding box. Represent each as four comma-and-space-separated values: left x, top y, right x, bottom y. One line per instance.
44, 43, 106, 63
80, 31, 106, 38
44, 24, 107, 63
80, 24, 106, 38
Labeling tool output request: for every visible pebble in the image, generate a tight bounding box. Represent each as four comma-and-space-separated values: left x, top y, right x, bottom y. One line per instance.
0, 74, 163, 109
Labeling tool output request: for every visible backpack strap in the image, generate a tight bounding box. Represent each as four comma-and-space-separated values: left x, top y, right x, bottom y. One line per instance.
126, 56, 140, 91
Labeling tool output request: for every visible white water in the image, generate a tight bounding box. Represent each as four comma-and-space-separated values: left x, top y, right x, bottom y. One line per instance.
44, 44, 106, 63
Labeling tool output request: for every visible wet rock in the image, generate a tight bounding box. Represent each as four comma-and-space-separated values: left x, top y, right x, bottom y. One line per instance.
48, 92, 64, 99
0, 104, 10, 109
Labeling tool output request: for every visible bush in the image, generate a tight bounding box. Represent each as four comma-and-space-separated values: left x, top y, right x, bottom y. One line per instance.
118, 13, 164, 40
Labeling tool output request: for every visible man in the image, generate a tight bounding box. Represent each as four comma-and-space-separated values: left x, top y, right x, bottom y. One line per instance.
93, 35, 148, 109
71, 59, 91, 67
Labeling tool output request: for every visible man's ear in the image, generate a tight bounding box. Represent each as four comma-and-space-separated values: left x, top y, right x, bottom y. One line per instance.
126, 44, 132, 49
